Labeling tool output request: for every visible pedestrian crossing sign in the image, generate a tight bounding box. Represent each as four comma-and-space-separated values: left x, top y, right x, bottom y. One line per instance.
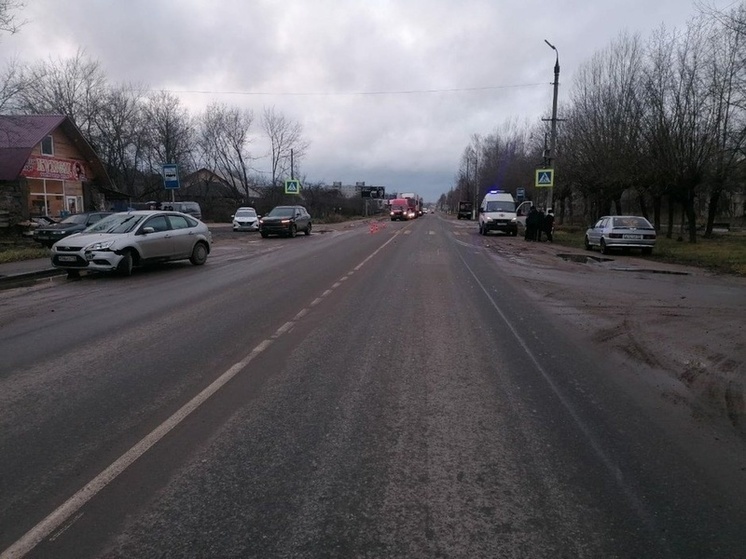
535, 168, 554, 188
285, 179, 301, 194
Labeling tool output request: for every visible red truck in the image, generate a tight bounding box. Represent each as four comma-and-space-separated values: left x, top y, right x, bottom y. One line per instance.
399, 192, 422, 217
389, 198, 412, 221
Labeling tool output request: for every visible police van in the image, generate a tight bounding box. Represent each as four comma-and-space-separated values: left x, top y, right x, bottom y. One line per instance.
478, 190, 532, 236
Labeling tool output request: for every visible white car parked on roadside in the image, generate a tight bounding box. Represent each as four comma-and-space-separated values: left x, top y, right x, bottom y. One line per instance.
50, 210, 212, 278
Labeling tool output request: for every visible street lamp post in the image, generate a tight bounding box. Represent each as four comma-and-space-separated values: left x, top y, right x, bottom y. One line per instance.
472, 149, 478, 220
544, 39, 560, 212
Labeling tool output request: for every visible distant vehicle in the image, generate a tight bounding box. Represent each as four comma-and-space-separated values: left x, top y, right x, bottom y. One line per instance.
159, 201, 202, 220
33, 211, 113, 247
259, 205, 312, 238
232, 207, 260, 232
585, 215, 656, 255
20, 215, 58, 238
457, 201, 473, 220
389, 198, 410, 221
50, 210, 212, 277
400, 192, 422, 218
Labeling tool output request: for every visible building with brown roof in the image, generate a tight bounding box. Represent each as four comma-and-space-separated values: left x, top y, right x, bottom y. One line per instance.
0, 114, 119, 231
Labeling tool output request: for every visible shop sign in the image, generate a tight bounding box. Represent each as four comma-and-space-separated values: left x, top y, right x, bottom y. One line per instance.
21, 156, 87, 181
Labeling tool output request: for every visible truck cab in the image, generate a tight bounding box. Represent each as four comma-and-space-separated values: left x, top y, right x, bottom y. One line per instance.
457, 201, 473, 220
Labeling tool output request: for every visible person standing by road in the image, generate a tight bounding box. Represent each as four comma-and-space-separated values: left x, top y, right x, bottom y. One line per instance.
525, 206, 538, 241
536, 208, 546, 241
543, 208, 555, 242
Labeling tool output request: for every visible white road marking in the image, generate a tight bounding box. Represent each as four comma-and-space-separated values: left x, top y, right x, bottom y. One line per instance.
0, 339, 274, 559
273, 322, 294, 337
1, 230, 402, 559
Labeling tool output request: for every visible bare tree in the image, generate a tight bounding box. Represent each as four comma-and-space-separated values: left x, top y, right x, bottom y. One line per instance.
0, 57, 28, 112
92, 84, 149, 196
261, 106, 309, 186
563, 32, 646, 222
0, 0, 25, 36
140, 90, 194, 198
699, 3, 746, 236
197, 102, 255, 202
13, 49, 108, 138
642, 22, 715, 242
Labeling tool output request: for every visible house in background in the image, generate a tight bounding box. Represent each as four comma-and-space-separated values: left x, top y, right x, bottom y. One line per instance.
180, 168, 265, 221
0, 114, 121, 231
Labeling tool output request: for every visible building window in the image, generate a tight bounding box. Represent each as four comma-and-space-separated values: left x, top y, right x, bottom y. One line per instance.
41, 135, 54, 156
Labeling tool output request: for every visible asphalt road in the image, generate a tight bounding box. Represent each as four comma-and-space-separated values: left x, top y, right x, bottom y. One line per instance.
1, 217, 744, 558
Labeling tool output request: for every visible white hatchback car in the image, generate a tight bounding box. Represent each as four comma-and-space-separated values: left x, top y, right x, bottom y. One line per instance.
232, 207, 260, 231
50, 210, 212, 277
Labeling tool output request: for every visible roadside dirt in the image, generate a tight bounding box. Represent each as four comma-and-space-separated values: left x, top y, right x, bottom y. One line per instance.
473, 230, 746, 440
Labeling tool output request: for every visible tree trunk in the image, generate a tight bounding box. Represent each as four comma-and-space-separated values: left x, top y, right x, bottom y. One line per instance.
614, 197, 622, 216
704, 189, 721, 239
653, 195, 662, 231
685, 191, 698, 243
637, 190, 648, 221
666, 195, 675, 239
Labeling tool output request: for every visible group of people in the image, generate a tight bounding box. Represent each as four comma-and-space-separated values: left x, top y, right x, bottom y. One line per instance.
524, 206, 554, 242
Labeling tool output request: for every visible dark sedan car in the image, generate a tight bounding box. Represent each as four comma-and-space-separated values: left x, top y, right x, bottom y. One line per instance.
259, 205, 312, 238
33, 211, 113, 248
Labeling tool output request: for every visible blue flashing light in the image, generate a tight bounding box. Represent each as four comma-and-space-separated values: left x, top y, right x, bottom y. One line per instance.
488, 189, 505, 194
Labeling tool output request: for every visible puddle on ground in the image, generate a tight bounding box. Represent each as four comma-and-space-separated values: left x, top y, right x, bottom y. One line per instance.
556, 253, 691, 275
557, 253, 613, 264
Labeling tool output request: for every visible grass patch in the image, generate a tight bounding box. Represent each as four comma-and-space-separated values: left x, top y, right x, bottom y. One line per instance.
0, 246, 49, 264
553, 226, 746, 276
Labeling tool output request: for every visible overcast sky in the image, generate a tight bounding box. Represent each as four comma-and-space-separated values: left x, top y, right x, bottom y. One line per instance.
0, 0, 738, 202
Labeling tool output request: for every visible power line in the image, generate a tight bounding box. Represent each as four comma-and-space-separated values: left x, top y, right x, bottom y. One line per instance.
155, 82, 547, 97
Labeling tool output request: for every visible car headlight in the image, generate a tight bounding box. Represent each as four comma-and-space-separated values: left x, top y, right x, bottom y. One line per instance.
86, 240, 116, 251
510, 217, 518, 223
52, 230, 67, 235
486, 217, 493, 222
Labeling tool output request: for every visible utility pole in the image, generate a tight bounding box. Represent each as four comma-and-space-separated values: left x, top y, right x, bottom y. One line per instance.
466, 157, 470, 216
543, 39, 560, 212
472, 147, 479, 220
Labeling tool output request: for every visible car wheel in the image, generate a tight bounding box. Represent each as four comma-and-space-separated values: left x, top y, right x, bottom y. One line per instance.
117, 250, 134, 277
261, 231, 269, 238
584, 236, 592, 250
190, 242, 208, 265
289, 224, 297, 238
600, 239, 610, 255
305, 222, 312, 236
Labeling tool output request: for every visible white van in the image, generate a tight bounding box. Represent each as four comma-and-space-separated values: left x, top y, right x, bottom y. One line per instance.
478, 190, 532, 236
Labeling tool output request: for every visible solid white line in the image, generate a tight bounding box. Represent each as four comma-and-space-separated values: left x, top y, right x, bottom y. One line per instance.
0, 340, 273, 559
456, 248, 662, 541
